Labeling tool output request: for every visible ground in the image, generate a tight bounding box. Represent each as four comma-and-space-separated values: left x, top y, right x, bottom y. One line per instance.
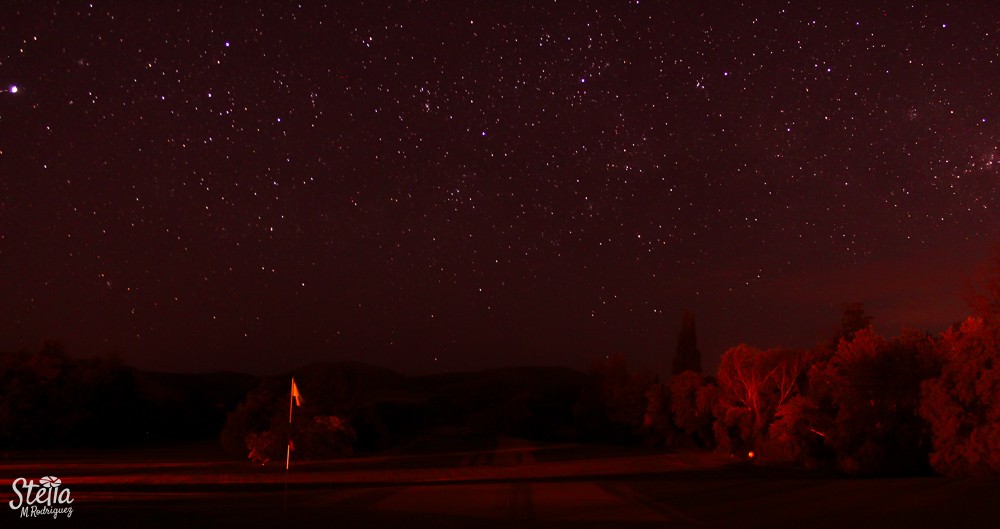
2, 437, 997, 528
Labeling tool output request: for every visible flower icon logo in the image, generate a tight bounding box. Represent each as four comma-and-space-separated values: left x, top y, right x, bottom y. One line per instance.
39, 476, 61, 488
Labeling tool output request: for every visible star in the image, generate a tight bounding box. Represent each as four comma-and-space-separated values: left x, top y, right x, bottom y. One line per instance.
0, 1, 996, 375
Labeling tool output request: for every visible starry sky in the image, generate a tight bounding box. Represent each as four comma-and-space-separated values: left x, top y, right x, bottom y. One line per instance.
1, 2, 998, 375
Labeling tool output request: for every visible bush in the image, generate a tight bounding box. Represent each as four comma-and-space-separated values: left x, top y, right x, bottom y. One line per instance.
668, 372, 715, 448
0, 345, 144, 449
575, 354, 654, 443
221, 379, 356, 463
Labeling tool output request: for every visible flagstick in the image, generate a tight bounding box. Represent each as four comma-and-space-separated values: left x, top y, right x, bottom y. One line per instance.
283, 445, 289, 512
284, 377, 295, 511
287, 376, 296, 469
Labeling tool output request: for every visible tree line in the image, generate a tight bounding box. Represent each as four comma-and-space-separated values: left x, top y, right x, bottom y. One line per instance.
5, 258, 998, 478
599, 259, 1000, 476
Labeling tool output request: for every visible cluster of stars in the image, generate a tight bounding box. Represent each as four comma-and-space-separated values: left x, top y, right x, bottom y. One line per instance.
1, 2, 997, 374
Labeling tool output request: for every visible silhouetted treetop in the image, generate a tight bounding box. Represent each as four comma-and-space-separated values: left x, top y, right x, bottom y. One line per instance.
839, 302, 874, 343
672, 310, 702, 375
967, 251, 1000, 320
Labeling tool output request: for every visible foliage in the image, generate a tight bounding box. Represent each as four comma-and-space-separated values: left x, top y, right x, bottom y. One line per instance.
920, 316, 1000, 475
220, 382, 282, 457
762, 395, 827, 466
245, 415, 356, 465
641, 382, 673, 446
808, 328, 939, 475
575, 353, 655, 443
0, 343, 144, 449
712, 345, 807, 454
221, 377, 357, 463
668, 371, 715, 447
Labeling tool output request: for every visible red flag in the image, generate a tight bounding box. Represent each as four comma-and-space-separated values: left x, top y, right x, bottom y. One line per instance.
291, 377, 302, 407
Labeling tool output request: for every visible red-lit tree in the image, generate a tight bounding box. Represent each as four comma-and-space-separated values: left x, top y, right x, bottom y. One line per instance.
920, 316, 1000, 475
713, 344, 807, 455
642, 382, 673, 446
765, 394, 826, 465
668, 371, 716, 447
807, 327, 939, 475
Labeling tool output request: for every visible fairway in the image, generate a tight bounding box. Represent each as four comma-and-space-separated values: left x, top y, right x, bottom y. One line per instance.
3, 440, 997, 528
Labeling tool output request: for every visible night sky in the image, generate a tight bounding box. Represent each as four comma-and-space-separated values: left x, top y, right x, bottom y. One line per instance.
2, 2, 997, 375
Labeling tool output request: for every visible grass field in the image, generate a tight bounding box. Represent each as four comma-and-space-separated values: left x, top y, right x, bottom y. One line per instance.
2, 438, 997, 528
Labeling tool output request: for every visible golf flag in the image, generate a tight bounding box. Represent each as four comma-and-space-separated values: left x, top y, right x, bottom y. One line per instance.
287, 378, 302, 472
290, 377, 302, 407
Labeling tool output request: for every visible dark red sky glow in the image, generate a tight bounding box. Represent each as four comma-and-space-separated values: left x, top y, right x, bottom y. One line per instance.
1, 2, 997, 374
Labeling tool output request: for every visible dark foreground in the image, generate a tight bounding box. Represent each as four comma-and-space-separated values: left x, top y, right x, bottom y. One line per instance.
2, 438, 997, 528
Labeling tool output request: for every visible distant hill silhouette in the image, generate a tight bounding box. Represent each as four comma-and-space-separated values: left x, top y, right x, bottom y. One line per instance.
207, 362, 585, 452
1, 349, 590, 452
129, 369, 260, 443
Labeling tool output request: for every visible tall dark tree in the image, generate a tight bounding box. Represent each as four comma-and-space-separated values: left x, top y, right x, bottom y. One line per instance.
839, 302, 874, 343
672, 310, 702, 375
